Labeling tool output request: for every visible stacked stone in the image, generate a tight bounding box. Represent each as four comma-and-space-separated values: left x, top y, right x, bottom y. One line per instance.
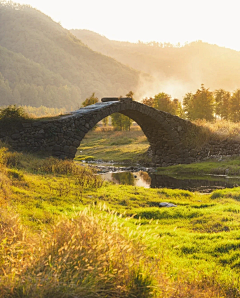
1, 98, 240, 165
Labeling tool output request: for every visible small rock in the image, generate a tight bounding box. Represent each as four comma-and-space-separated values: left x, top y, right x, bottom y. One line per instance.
159, 202, 177, 208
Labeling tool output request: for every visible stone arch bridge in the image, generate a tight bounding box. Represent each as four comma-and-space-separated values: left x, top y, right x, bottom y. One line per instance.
2, 98, 236, 166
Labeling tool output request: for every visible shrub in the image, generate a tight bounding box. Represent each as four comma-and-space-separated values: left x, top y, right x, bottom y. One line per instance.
33, 157, 103, 193
0, 105, 29, 122
0, 147, 22, 167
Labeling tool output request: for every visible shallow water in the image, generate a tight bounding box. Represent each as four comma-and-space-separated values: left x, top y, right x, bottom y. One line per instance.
100, 170, 240, 193
77, 161, 240, 193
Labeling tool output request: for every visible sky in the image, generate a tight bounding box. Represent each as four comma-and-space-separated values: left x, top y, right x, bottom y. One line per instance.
12, 0, 240, 51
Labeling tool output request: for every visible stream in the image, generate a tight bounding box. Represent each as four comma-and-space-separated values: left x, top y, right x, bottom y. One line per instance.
80, 161, 240, 193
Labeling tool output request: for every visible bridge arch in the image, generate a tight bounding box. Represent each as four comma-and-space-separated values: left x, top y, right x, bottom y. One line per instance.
51, 98, 203, 165
1, 98, 208, 166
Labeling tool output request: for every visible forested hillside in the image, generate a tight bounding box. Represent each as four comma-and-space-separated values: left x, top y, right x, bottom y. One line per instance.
71, 29, 240, 98
0, 45, 82, 108
0, 2, 140, 109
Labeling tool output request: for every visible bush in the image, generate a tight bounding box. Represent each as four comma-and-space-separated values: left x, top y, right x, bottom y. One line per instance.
0, 105, 29, 122
33, 157, 103, 191
0, 147, 22, 167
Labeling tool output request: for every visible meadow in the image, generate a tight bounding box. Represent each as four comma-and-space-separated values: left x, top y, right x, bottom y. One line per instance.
1, 140, 240, 297
75, 125, 151, 164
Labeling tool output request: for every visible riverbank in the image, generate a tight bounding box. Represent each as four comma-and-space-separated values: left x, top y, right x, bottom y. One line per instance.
76, 128, 240, 177
1, 145, 240, 297
157, 155, 240, 176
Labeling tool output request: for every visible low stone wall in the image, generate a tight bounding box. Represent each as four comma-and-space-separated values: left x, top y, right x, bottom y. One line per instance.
195, 138, 240, 160
0, 116, 83, 159
1, 99, 240, 166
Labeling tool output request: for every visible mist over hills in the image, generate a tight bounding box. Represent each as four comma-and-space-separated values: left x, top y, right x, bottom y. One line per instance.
2, 2, 240, 110
0, 3, 140, 109
71, 29, 240, 99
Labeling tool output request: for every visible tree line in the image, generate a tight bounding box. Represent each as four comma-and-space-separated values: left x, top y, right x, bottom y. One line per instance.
83, 86, 240, 131
143, 84, 240, 122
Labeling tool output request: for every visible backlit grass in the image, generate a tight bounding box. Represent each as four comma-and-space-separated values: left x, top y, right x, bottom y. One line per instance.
1, 145, 240, 296
194, 119, 240, 140
75, 127, 150, 164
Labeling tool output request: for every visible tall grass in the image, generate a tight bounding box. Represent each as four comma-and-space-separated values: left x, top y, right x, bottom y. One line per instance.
1, 144, 240, 296
0, 207, 154, 298
0, 205, 239, 298
0, 105, 67, 119
194, 119, 240, 140
22, 105, 66, 118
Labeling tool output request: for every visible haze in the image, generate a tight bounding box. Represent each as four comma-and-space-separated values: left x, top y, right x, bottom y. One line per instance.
12, 0, 240, 51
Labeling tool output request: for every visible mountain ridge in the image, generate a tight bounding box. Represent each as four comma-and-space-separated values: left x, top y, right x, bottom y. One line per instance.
0, 3, 141, 108
71, 29, 240, 99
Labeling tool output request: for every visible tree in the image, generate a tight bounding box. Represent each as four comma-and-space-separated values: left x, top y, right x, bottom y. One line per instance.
214, 89, 230, 120
142, 97, 154, 107
121, 114, 132, 131
172, 98, 184, 118
126, 90, 134, 99
142, 93, 181, 116
111, 113, 133, 131
111, 113, 123, 131
230, 89, 240, 122
102, 116, 109, 126
111, 92, 133, 131
183, 92, 194, 119
153, 92, 174, 113
82, 93, 98, 107
183, 85, 214, 121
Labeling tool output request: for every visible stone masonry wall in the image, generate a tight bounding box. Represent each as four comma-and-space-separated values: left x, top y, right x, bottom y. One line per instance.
1, 98, 240, 166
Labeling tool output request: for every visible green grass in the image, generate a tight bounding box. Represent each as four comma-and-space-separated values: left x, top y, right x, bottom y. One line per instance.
157, 156, 240, 176
1, 145, 240, 296
75, 127, 150, 164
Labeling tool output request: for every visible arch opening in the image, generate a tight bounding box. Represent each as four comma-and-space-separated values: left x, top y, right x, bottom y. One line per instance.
74, 117, 150, 164
69, 100, 185, 166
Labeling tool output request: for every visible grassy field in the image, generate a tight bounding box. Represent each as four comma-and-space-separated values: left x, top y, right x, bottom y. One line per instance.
0, 142, 240, 297
2, 115, 240, 297
157, 156, 240, 177
75, 126, 151, 164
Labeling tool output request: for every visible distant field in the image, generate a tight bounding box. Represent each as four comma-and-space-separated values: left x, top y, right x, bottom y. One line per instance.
75, 126, 150, 164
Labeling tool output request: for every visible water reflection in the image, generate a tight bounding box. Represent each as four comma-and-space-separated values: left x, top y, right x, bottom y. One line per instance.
150, 174, 240, 192
101, 171, 150, 188
101, 171, 240, 193
112, 172, 135, 185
